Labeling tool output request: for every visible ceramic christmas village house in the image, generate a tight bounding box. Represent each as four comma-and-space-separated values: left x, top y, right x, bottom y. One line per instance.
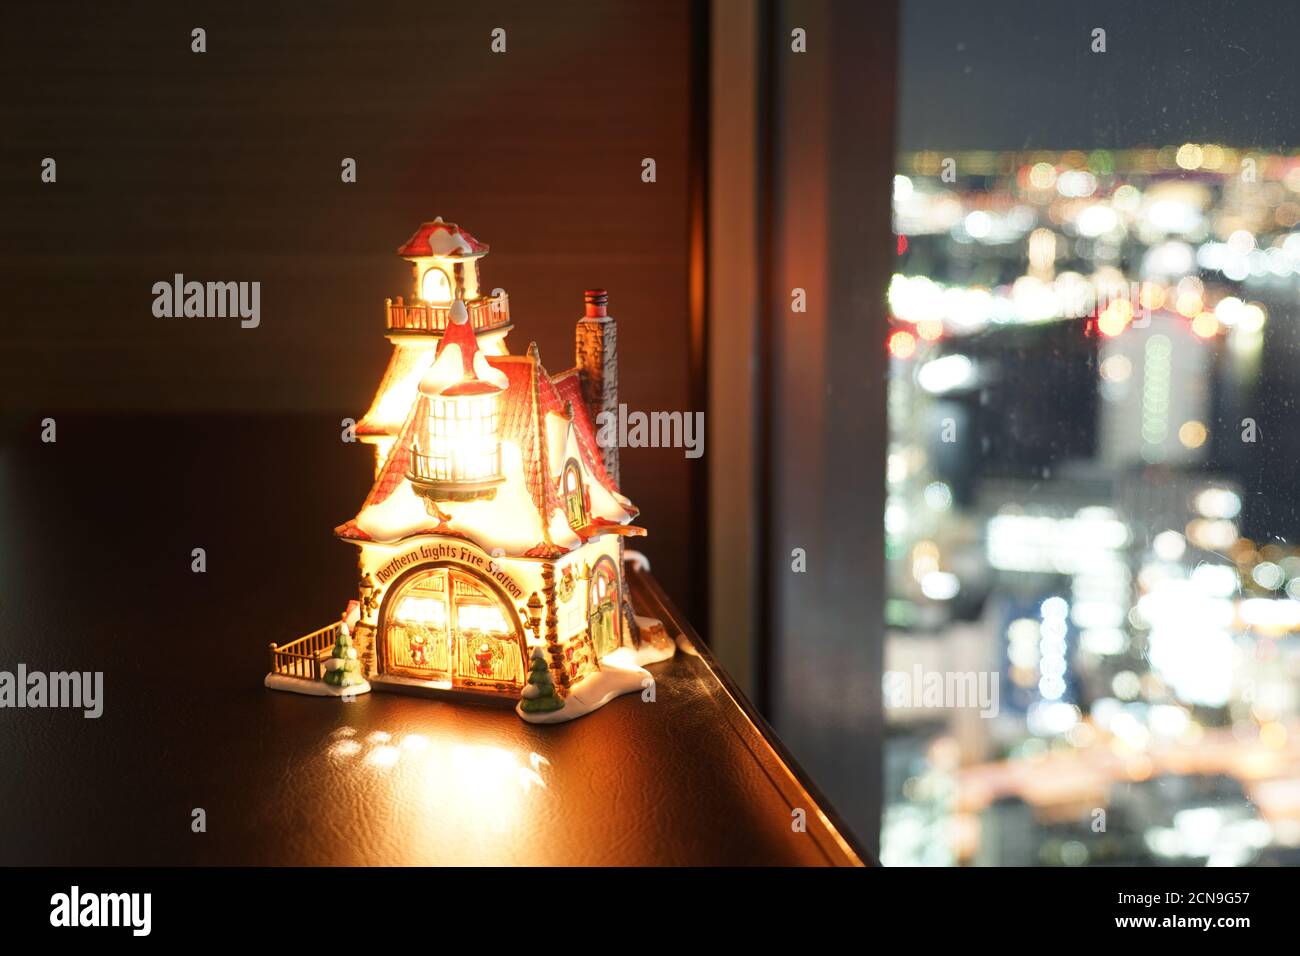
265, 219, 676, 723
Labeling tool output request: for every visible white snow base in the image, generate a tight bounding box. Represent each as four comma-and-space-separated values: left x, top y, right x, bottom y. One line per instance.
632, 615, 677, 665
516, 615, 676, 724
623, 549, 651, 573
264, 673, 372, 697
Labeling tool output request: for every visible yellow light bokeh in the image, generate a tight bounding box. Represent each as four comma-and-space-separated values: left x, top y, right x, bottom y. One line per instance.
1175, 143, 1204, 170
1175, 291, 1203, 318
1191, 311, 1220, 338
1097, 300, 1132, 336
1178, 420, 1208, 449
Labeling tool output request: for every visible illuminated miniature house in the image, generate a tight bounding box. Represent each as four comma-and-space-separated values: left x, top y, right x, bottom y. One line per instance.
266, 219, 675, 723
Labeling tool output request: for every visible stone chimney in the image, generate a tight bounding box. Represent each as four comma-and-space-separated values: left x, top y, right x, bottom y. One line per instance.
575, 289, 620, 484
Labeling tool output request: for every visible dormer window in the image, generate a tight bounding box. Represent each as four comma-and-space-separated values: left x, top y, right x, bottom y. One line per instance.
563, 459, 586, 529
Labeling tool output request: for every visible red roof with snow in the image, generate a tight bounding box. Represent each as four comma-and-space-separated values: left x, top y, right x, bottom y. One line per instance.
336, 352, 633, 551
431, 307, 504, 397
397, 219, 488, 258
550, 369, 615, 489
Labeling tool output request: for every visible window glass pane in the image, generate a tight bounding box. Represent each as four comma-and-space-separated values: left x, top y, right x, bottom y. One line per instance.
887, 0, 1300, 867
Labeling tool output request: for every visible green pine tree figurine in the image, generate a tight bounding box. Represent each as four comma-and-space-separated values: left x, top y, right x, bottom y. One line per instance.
519, 645, 563, 713
324, 622, 364, 688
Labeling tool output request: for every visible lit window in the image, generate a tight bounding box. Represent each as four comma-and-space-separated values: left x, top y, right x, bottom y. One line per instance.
421, 266, 453, 304
411, 394, 502, 493
563, 459, 585, 528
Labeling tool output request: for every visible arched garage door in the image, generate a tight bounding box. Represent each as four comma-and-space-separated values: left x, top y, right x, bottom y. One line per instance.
380, 564, 526, 693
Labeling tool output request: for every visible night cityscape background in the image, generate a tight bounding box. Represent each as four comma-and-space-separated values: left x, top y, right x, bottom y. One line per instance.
886, 0, 1300, 865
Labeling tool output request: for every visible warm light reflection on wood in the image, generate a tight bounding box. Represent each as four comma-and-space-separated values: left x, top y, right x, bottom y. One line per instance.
324, 726, 549, 841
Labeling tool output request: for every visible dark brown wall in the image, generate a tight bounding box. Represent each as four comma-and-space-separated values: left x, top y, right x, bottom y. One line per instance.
0, 1, 701, 616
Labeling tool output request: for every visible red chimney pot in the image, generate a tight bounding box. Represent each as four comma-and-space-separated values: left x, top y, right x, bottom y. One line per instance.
584, 289, 608, 319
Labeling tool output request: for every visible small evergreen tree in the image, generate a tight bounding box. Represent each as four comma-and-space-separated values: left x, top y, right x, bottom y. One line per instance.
324, 623, 364, 687
519, 645, 563, 713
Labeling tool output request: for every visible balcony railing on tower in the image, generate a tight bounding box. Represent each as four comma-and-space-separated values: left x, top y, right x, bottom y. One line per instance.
385, 293, 510, 334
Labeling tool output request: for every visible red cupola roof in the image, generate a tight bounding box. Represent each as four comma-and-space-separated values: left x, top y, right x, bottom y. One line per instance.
397, 217, 488, 258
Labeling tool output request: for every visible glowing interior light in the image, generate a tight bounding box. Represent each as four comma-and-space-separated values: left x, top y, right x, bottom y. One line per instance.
413, 394, 502, 485
397, 596, 448, 624
421, 266, 453, 304
458, 604, 509, 634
